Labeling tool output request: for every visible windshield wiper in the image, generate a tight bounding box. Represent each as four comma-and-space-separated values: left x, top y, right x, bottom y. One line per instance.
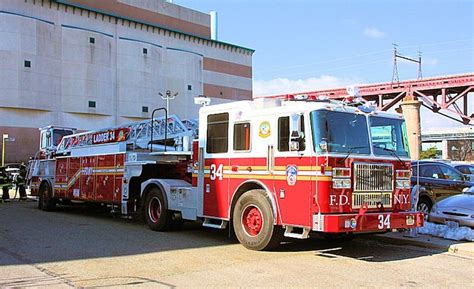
338, 146, 367, 164
375, 146, 407, 168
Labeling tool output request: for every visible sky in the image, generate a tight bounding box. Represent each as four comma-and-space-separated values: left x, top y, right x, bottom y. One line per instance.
175, 0, 473, 129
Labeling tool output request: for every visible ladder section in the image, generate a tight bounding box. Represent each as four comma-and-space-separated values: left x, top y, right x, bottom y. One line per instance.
56, 115, 194, 154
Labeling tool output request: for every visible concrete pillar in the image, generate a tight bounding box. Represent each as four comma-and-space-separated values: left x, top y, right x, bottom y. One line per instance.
442, 139, 449, 159
400, 100, 422, 160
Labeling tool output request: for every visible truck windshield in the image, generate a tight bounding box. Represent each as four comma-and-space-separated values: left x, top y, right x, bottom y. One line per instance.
369, 116, 410, 157
310, 110, 370, 154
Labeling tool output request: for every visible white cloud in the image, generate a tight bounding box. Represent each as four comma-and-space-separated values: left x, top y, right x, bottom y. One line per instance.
423, 57, 438, 66
253, 75, 361, 97
363, 27, 385, 39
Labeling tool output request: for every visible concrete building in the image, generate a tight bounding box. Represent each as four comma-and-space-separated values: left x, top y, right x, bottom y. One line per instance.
422, 127, 474, 162
0, 0, 253, 162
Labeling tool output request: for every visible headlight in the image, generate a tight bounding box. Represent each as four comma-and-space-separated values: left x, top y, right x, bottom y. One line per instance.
396, 179, 410, 189
431, 204, 438, 214
333, 178, 351, 189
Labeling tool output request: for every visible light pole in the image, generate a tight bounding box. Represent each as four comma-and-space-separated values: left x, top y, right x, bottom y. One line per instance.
2, 134, 15, 167
159, 90, 178, 116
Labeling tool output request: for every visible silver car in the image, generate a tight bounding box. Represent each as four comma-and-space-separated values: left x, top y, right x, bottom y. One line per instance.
429, 186, 474, 228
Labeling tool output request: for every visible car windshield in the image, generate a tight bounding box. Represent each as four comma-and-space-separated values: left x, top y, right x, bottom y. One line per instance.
310, 110, 370, 154
369, 116, 410, 158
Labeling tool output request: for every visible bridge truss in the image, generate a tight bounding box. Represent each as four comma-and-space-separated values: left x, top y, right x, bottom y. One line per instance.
261, 73, 474, 125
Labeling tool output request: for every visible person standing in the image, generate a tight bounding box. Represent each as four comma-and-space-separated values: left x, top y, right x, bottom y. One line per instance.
0, 167, 11, 202
16, 164, 27, 201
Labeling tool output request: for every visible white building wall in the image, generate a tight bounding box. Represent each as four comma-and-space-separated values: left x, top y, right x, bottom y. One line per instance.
0, 0, 253, 162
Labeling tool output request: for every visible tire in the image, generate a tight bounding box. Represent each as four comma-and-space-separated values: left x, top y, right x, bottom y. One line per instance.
144, 187, 172, 231
38, 182, 56, 211
232, 189, 282, 251
417, 196, 432, 220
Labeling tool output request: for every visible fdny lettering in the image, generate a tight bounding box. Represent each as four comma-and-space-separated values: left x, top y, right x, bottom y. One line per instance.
93, 131, 115, 144
394, 194, 410, 204
329, 194, 349, 206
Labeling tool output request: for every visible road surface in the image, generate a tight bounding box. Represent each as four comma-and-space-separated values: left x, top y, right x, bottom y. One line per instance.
0, 201, 472, 288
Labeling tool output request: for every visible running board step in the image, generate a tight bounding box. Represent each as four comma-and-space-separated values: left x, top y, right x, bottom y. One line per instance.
203, 218, 228, 229
284, 226, 310, 239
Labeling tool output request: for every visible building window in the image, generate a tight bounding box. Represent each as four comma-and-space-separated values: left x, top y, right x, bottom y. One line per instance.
234, 122, 251, 151
88, 101, 96, 108
206, 113, 229, 153
142, 106, 149, 113
89, 37, 95, 44
143, 48, 148, 54
188, 85, 192, 91
24, 60, 31, 68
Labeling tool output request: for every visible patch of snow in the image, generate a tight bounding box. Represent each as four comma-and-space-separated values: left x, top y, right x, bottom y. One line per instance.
418, 221, 474, 241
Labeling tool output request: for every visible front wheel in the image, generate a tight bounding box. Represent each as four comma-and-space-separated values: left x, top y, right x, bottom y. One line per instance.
232, 189, 282, 251
38, 182, 56, 211
144, 187, 172, 231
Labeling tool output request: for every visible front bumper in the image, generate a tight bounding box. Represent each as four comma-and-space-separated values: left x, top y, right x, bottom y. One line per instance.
429, 213, 474, 228
312, 211, 424, 233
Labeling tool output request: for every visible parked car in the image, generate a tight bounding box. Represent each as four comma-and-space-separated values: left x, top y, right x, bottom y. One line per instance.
411, 161, 474, 216
453, 164, 474, 182
429, 186, 474, 228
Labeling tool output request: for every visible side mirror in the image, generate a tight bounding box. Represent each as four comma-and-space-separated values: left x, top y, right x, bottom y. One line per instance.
290, 141, 299, 151
319, 140, 328, 153
289, 114, 304, 152
290, 114, 303, 139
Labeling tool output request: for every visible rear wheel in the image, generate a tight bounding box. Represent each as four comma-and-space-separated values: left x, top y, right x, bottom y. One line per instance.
144, 187, 172, 231
232, 189, 282, 251
417, 196, 432, 220
38, 182, 56, 211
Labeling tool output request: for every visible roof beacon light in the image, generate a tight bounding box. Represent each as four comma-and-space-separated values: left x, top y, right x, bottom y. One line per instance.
294, 94, 309, 100
194, 95, 211, 106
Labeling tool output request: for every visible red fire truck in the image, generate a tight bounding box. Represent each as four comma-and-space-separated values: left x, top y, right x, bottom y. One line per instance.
28, 95, 423, 250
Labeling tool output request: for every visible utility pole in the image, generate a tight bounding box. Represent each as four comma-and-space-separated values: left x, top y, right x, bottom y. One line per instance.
392, 43, 423, 86
159, 90, 179, 116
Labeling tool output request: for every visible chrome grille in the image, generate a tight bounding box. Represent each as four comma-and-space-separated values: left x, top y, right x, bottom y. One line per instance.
354, 163, 393, 192
352, 192, 392, 209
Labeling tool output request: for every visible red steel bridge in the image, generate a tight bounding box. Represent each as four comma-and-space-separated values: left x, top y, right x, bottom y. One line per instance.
260, 73, 474, 125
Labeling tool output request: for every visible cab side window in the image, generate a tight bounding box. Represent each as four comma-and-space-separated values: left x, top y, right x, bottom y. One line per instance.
40, 132, 48, 149
278, 115, 305, 152
278, 117, 290, 152
206, 113, 229, 153
234, 122, 251, 151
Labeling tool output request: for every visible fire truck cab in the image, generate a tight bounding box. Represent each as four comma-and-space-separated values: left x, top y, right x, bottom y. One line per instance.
28, 97, 423, 251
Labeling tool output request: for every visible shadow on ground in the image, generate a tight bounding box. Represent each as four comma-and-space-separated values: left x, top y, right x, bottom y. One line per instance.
0, 201, 445, 268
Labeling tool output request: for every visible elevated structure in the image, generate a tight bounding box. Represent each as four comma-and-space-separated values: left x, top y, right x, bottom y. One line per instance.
259, 73, 474, 125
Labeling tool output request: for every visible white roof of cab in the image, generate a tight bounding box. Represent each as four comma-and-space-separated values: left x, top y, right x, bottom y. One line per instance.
200, 99, 404, 120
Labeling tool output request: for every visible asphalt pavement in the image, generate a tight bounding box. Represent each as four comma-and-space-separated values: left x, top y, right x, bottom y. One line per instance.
0, 198, 473, 288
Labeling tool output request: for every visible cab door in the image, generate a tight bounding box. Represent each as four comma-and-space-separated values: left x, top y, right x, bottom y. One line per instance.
273, 114, 313, 227
202, 112, 230, 219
